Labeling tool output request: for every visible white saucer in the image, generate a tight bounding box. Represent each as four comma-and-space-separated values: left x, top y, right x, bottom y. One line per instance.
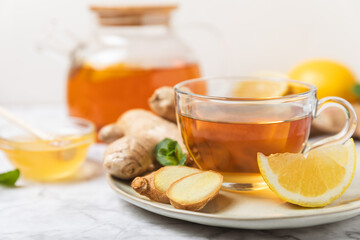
107, 167, 360, 230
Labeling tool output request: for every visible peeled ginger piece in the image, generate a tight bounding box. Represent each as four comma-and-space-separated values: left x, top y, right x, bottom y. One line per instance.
154, 166, 200, 193
167, 171, 223, 211
132, 166, 200, 203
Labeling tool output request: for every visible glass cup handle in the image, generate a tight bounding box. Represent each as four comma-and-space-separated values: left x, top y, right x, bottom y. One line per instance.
303, 96, 357, 153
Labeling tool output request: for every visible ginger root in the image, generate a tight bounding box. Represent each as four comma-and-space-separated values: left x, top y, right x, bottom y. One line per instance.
131, 166, 200, 203
98, 123, 124, 144
148, 86, 176, 122
103, 136, 155, 180
99, 87, 177, 143
167, 171, 223, 211
99, 109, 182, 144
118, 109, 184, 148
102, 109, 188, 179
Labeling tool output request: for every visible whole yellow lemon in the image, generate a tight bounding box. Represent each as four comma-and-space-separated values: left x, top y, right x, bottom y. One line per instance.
289, 59, 357, 102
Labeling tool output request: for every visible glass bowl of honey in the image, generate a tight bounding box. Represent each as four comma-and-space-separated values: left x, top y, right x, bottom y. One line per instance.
0, 115, 95, 181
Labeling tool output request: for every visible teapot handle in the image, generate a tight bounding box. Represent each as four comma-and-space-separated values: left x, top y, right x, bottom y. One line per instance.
174, 22, 226, 76
35, 20, 82, 63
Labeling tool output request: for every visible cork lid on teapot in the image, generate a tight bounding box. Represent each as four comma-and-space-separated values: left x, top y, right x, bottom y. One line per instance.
90, 5, 178, 26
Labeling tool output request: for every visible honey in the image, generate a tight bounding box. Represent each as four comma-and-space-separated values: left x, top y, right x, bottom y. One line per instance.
0, 133, 95, 181
67, 63, 200, 129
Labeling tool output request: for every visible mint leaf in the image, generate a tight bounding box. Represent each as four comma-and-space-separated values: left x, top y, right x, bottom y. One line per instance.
178, 154, 187, 166
353, 84, 360, 98
154, 138, 187, 166
0, 169, 20, 187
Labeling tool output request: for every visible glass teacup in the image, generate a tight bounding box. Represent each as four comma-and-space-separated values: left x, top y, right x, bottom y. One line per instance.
175, 77, 357, 191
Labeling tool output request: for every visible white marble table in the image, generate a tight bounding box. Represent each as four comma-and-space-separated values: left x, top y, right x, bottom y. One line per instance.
1, 106, 360, 239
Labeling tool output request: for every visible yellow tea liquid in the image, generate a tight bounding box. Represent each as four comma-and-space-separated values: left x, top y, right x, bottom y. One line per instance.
179, 103, 312, 184
67, 63, 200, 129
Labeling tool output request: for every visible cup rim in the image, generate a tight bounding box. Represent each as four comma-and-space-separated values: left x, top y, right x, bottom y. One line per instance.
174, 76, 317, 102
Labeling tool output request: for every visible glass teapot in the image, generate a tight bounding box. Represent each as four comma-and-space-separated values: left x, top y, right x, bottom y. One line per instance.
67, 5, 201, 129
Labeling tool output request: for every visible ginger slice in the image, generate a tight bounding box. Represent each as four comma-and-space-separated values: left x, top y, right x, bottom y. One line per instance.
167, 171, 223, 211
131, 166, 200, 203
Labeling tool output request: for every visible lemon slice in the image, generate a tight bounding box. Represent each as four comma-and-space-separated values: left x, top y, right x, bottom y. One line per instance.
257, 139, 356, 207
233, 80, 288, 98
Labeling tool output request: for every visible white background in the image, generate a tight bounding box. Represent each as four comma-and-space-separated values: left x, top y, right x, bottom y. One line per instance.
0, 0, 359, 105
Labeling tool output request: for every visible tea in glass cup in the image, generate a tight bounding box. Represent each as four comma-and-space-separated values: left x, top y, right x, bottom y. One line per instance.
175, 77, 356, 191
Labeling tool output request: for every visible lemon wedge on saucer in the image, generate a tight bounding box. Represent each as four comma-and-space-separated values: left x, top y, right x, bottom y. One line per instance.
257, 138, 356, 207
233, 80, 288, 98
